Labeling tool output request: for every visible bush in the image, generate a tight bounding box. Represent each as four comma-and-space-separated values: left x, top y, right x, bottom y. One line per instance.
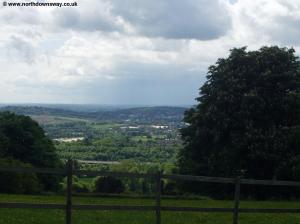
60, 176, 91, 193
72, 182, 90, 193
163, 180, 180, 195
0, 158, 41, 194
94, 176, 125, 194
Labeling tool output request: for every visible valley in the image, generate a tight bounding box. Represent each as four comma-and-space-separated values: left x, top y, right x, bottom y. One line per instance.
0, 105, 187, 165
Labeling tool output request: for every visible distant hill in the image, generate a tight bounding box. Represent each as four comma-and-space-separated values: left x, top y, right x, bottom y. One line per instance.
0, 104, 138, 112
0, 106, 82, 117
91, 106, 187, 123
0, 105, 188, 123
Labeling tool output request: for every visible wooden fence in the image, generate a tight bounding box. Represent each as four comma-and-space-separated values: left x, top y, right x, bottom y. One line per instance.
1, 160, 300, 224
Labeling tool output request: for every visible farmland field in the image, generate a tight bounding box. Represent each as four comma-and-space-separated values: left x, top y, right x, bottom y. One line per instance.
0, 106, 185, 164
1, 194, 300, 224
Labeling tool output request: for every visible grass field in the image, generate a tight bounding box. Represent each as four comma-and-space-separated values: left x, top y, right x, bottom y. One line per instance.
31, 115, 91, 125
89, 123, 123, 130
1, 194, 300, 224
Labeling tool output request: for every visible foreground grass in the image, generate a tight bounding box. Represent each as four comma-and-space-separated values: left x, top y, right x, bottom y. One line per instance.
1, 194, 300, 224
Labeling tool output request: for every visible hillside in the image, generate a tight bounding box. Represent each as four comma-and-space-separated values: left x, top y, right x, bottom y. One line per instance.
0, 105, 187, 123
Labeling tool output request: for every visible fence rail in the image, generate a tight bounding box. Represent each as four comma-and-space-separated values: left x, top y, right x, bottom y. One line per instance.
1, 160, 300, 224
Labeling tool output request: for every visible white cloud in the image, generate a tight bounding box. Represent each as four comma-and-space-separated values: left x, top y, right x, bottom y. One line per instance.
0, 0, 300, 104
229, 0, 300, 46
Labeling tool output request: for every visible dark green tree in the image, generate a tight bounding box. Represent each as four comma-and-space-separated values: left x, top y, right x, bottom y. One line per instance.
0, 112, 62, 191
179, 46, 300, 197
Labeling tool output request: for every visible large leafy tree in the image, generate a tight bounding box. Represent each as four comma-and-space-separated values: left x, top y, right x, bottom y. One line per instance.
179, 46, 300, 187
0, 112, 62, 191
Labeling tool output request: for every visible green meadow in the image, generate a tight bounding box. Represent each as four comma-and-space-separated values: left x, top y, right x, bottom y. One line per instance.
1, 194, 300, 224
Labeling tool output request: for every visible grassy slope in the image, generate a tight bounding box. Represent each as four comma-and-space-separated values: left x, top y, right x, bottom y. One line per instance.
30, 115, 91, 125
1, 194, 300, 224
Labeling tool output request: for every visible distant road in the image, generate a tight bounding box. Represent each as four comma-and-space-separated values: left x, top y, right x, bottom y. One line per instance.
77, 160, 120, 165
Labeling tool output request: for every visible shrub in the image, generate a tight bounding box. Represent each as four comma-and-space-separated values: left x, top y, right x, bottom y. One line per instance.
72, 182, 90, 193
0, 158, 41, 194
60, 176, 91, 193
94, 176, 125, 194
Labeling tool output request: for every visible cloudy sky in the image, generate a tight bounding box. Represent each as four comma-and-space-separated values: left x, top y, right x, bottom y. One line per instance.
0, 0, 299, 105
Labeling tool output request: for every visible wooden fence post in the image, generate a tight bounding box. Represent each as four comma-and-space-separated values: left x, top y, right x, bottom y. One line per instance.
233, 176, 241, 224
155, 171, 162, 224
66, 159, 74, 224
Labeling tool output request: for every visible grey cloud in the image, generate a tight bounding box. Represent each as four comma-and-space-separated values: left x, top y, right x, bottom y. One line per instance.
53, 5, 122, 32
34, 61, 206, 105
272, 15, 300, 45
0, 0, 232, 40
6, 36, 36, 64
86, 61, 206, 105
110, 0, 232, 40
0, 7, 40, 25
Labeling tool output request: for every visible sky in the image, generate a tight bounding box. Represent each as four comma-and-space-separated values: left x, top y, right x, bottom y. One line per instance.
0, 0, 299, 105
